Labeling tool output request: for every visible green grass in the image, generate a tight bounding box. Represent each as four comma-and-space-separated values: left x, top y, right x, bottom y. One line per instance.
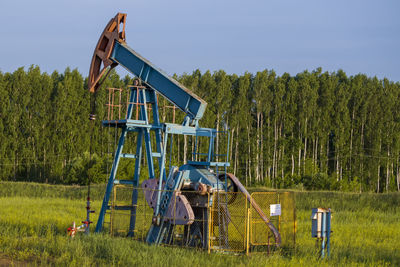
0, 181, 399, 266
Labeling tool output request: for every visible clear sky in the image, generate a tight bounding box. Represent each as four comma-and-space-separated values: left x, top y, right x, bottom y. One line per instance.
1, 0, 399, 81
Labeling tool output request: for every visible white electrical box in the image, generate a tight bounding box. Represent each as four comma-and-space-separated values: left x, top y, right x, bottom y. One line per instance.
311, 208, 331, 238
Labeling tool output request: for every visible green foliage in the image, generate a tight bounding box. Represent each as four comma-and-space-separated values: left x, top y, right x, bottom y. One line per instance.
301, 173, 329, 190
0, 66, 400, 192
65, 152, 108, 185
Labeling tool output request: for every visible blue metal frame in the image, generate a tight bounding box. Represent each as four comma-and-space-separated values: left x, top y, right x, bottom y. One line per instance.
95, 85, 165, 233
95, 87, 230, 234
95, 40, 231, 243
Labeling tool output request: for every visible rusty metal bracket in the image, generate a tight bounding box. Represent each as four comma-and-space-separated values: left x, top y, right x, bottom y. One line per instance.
88, 13, 127, 93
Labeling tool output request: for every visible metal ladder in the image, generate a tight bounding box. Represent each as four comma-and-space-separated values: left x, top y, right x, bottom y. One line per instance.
95, 84, 165, 235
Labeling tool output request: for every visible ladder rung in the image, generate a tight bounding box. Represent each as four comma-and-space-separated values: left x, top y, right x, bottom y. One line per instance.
152, 152, 161, 158
121, 153, 136, 159
114, 179, 135, 185
129, 119, 147, 125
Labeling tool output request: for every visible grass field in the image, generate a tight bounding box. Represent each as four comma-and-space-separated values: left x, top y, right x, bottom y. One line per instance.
0, 181, 399, 266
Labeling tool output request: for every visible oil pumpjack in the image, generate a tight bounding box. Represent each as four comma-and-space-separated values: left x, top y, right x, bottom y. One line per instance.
88, 13, 281, 248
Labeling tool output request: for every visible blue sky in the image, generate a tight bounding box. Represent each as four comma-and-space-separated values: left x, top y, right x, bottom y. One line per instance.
1, 0, 399, 81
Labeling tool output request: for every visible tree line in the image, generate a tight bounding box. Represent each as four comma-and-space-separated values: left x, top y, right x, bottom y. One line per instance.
0, 65, 399, 192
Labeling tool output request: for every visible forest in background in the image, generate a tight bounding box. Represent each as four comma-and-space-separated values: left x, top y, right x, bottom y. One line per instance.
0, 65, 400, 192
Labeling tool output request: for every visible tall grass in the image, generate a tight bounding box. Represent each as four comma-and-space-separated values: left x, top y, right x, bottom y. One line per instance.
0, 182, 399, 266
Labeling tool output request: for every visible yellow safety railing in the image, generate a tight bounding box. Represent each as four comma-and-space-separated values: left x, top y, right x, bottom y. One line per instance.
106, 185, 296, 254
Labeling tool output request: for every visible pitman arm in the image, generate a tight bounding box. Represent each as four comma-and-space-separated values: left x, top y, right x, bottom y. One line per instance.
88, 13, 207, 126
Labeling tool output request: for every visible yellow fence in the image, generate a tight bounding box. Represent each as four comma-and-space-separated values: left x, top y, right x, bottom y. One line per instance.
210, 192, 248, 252
105, 185, 296, 254
250, 192, 296, 253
